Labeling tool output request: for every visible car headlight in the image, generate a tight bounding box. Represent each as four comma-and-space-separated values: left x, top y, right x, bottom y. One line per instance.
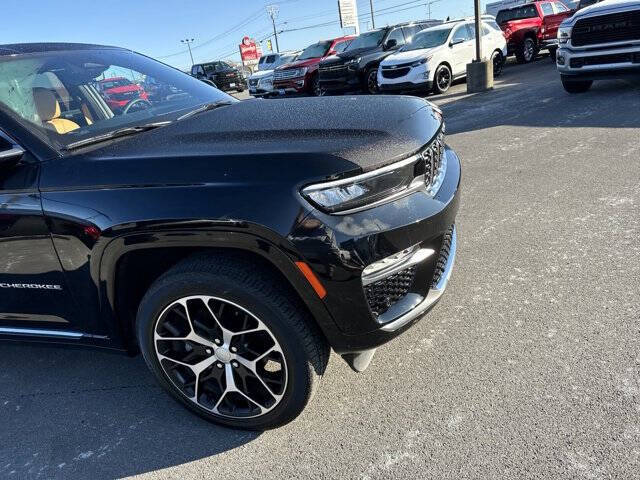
411, 57, 431, 67
558, 26, 572, 44
294, 67, 309, 77
301, 156, 420, 213
346, 57, 361, 70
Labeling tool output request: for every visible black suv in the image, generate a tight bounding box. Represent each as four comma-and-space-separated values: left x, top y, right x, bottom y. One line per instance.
0, 43, 460, 430
319, 20, 442, 94
191, 61, 245, 92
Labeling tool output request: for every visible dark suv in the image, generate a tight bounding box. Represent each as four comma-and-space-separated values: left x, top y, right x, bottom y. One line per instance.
191, 61, 245, 92
0, 43, 460, 430
319, 20, 442, 95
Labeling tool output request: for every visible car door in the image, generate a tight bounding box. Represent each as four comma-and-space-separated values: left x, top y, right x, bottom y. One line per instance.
450, 24, 473, 75
0, 127, 82, 337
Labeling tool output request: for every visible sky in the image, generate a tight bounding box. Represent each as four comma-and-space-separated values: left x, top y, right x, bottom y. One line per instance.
2, 0, 490, 70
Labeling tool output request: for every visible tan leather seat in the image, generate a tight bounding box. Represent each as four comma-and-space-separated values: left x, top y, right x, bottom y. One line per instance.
33, 87, 80, 134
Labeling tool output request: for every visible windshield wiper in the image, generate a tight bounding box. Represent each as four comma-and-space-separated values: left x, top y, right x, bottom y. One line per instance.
63, 121, 172, 151
177, 100, 234, 121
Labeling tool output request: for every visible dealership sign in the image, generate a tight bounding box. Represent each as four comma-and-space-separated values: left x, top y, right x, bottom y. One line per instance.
338, 0, 358, 29
239, 36, 261, 62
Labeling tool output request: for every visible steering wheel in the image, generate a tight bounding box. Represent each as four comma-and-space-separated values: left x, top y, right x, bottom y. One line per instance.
123, 98, 152, 114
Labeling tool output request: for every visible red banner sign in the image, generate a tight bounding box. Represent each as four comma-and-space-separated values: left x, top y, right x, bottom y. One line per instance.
239, 36, 261, 62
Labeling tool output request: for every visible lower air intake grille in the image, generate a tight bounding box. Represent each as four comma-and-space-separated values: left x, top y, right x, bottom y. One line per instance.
432, 225, 455, 287
364, 266, 416, 318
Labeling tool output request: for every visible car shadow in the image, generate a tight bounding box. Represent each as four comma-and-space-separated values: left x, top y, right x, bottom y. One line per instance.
0, 342, 259, 479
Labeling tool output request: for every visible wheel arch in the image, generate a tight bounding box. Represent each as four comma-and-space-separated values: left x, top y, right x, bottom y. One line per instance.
98, 229, 339, 353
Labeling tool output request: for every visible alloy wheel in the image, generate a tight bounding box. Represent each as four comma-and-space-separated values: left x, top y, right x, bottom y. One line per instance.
524, 39, 535, 62
154, 295, 287, 419
437, 67, 451, 92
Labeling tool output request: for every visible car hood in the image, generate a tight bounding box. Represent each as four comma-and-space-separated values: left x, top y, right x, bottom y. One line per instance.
105, 84, 140, 94
564, 0, 640, 24
280, 57, 324, 69
382, 47, 441, 65
78, 96, 443, 178
337, 46, 382, 61
249, 70, 274, 80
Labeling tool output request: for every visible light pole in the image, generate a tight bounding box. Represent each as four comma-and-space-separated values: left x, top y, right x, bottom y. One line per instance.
181, 38, 195, 66
369, 0, 375, 29
473, 0, 482, 61
266, 5, 280, 53
426, 0, 441, 19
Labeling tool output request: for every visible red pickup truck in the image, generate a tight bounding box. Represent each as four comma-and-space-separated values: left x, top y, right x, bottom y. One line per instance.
496, 1, 574, 63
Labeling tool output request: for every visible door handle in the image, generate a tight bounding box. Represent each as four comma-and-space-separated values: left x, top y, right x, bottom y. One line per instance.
0, 145, 25, 161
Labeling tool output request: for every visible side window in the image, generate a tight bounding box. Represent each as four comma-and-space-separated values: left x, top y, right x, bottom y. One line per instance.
387, 28, 406, 47
191, 65, 198, 75
333, 40, 350, 53
540, 2, 555, 15
197, 66, 205, 76
466, 24, 477, 40
452, 25, 470, 43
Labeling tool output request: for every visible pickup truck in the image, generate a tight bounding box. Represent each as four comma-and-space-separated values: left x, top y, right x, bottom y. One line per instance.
556, 0, 640, 93
497, 1, 574, 62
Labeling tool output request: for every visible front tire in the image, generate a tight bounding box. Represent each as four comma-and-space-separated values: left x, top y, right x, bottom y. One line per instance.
433, 64, 452, 94
364, 68, 379, 94
561, 76, 593, 94
492, 50, 504, 77
136, 254, 329, 430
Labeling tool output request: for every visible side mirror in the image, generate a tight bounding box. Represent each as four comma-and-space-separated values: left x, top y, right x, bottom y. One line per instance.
449, 38, 465, 47
385, 39, 398, 50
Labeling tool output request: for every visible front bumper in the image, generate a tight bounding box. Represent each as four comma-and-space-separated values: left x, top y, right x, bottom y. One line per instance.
273, 75, 309, 94
291, 146, 461, 354
318, 66, 362, 93
379, 80, 432, 93
557, 43, 640, 78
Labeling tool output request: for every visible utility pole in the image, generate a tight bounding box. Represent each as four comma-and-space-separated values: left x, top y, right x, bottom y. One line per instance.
474, 0, 482, 61
266, 5, 280, 53
369, 0, 375, 29
181, 38, 195, 66
426, 0, 441, 19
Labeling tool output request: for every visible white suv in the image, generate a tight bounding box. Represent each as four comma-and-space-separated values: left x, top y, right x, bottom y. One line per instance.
556, 0, 640, 93
378, 19, 507, 94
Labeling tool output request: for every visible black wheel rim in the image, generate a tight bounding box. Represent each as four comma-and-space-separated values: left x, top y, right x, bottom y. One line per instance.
367, 71, 378, 94
154, 295, 287, 419
437, 68, 451, 91
524, 40, 534, 62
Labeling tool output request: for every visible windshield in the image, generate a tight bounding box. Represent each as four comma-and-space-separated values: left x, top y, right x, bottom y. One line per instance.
297, 41, 331, 60
275, 54, 297, 67
0, 48, 234, 151
401, 28, 453, 51
345, 30, 386, 51
203, 61, 231, 73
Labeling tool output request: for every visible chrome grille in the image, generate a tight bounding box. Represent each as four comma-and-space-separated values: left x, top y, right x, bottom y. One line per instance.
274, 69, 300, 81
572, 11, 640, 46
319, 64, 346, 73
421, 131, 446, 189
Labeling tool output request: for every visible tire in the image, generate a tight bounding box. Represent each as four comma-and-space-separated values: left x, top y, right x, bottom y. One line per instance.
492, 50, 504, 77
311, 75, 324, 96
516, 37, 537, 64
561, 76, 593, 94
432, 64, 452, 94
364, 68, 379, 94
548, 46, 557, 62
136, 254, 329, 430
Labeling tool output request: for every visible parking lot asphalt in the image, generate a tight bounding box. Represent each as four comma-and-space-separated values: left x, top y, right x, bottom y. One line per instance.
1, 57, 639, 480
